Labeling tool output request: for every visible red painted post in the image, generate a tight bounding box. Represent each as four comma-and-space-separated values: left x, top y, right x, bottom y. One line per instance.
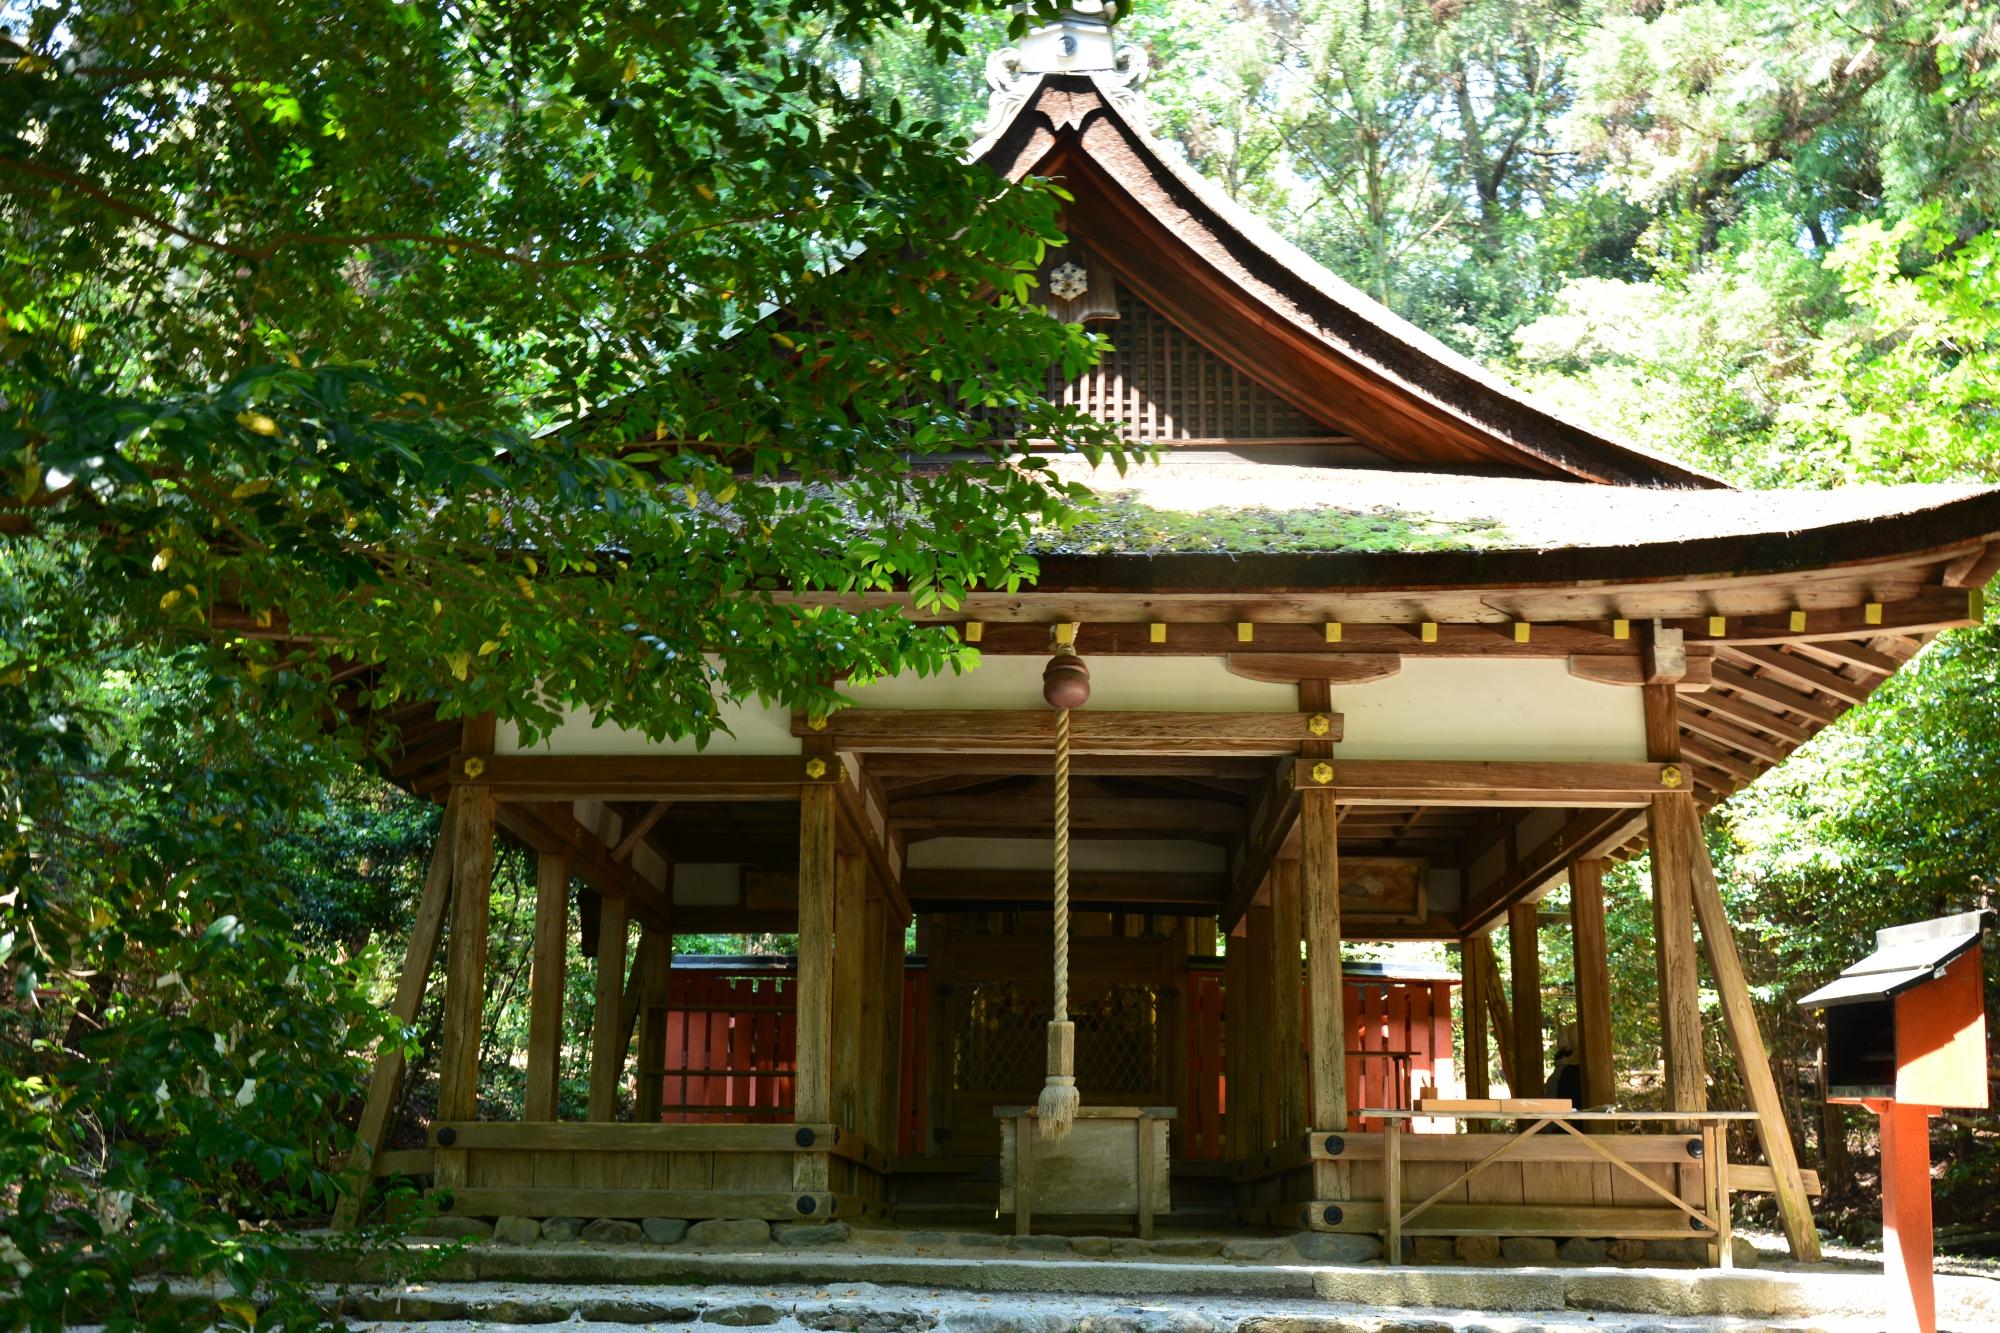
1871, 1098, 1938, 1333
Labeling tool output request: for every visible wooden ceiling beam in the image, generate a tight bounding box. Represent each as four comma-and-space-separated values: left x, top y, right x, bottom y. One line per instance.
903, 868, 1224, 910
862, 752, 1274, 781
451, 754, 813, 801
498, 800, 674, 933
1942, 541, 2000, 589
1693, 691, 1815, 745
1294, 760, 1678, 808
1458, 806, 1647, 935
888, 794, 1243, 834
1720, 645, 1876, 706
796, 709, 1338, 753
1678, 707, 1790, 765
1710, 664, 1845, 726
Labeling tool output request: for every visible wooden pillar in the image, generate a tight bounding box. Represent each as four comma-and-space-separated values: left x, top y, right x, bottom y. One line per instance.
333, 793, 459, 1229
636, 928, 671, 1123
1677, 795, 1821, 1261
1299, 680, 1347, 1138
1223, 925, 1249, 1160
1300, 795, 1346, 1133
874, 900, 906, 1156
796, 783, 836, 1126
1242, 900, 1277, 1151
1460, 935, 1489, 1100
1469, 934, 1516, 1091
523, 850, 570, 1121
436, 780, 497, 1134
1507, 901, 1545, 1097
1269, 859, 1307, 1142
1568, 858, 1617, 1111
1645, 684, 1707, 1113
434, 791, 495, 1195
830, 854, 868, 1135
795, 779, 836, 1194
586, 892, 629, 1121
923, 916, 953, 1155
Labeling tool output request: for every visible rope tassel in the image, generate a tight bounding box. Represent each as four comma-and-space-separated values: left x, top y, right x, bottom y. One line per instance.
1038, 662, 1088, 1141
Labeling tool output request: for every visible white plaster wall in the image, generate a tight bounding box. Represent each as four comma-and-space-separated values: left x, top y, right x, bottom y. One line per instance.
1334, 659, 1646, 762
498, 654, 1644, 763
499, 695, 800, 756
905, 837, 1227, 874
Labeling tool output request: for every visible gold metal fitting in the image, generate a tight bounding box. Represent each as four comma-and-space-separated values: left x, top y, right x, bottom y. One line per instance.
806, 715, 828, 732
805, 757, 829, 780
1310, 762, 1335, 786
1660, 765, 1684, 788
461, 756, 486, 780
1307, 714, 1332, 737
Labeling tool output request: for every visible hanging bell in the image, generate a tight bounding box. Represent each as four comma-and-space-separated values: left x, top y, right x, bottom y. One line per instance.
1042, 652, 1092, 711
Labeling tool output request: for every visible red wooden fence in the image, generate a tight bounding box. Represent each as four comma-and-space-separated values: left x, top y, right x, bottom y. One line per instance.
645, 956, 1457, 1155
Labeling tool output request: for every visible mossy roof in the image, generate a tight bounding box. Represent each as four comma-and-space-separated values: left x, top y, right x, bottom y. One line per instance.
1029, 457, 1999, 557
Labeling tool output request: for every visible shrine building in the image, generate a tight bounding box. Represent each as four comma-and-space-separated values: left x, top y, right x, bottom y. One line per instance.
337, 5, 2000, 1264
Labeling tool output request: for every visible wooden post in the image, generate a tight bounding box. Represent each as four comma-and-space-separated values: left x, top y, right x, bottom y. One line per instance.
1299, 678, 1346, 1139
332, 793, 459, 1229
1645, 683, 1707, 1114
1461, 935, 1489, 1099
1676, 796, 1821, 1261
1243, 899, 1277, 1151
1473, 934, 1516, 1091
1507, 901, 1545, 1097
924, 916, 953, 1156
1301, 794, 1346, 1133
1568, 857, 1617, 1112
1383, 1115, 1403, 1264
795, 779, 836, 1192
435, 781, 497, 1189
636, 929, 671, 1123
523, 850, 569, 1122
831, 854, 868, 1135
587, 892, 629, 1121
1223, 925, 1249, 1160
1269, 858, 1307, 1142
1874, 1099, 1934, 1330
874, 898, 905, 1156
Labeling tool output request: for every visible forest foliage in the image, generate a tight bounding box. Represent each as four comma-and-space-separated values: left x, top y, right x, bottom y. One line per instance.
2, 0, 1999, 1324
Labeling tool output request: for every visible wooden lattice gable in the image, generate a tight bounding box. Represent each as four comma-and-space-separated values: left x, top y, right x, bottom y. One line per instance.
975, 74, 1721, 487
982, 276, 1355, 446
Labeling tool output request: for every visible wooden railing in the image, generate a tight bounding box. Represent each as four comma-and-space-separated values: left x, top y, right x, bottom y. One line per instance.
1366, 1108, 1760, 1267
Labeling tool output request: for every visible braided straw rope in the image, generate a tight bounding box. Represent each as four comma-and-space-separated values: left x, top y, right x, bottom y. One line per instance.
1052, 705, 1070, 1023
1038, 704, 1080, 1140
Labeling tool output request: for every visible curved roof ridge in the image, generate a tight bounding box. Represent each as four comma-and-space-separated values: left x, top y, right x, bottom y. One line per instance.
975, 72, 1730, 490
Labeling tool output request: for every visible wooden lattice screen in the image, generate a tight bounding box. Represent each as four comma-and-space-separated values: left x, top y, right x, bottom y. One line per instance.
978, 285, 1351, 444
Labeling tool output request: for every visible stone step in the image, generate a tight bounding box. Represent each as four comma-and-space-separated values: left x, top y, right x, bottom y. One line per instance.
296, 1240, 2000, 1329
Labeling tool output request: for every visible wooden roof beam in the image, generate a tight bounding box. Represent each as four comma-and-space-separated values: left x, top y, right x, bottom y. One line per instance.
887, 794, 1243, 834
903, 868, 1224, 911
794, 709, 1338, 754
1458, 806, 1648, 935
450, 754, 815, 801
1220, 757, 1302, 932
1295, 759, 1680, 807
498, 800, 674, 933
1720, 645, 1877, 706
